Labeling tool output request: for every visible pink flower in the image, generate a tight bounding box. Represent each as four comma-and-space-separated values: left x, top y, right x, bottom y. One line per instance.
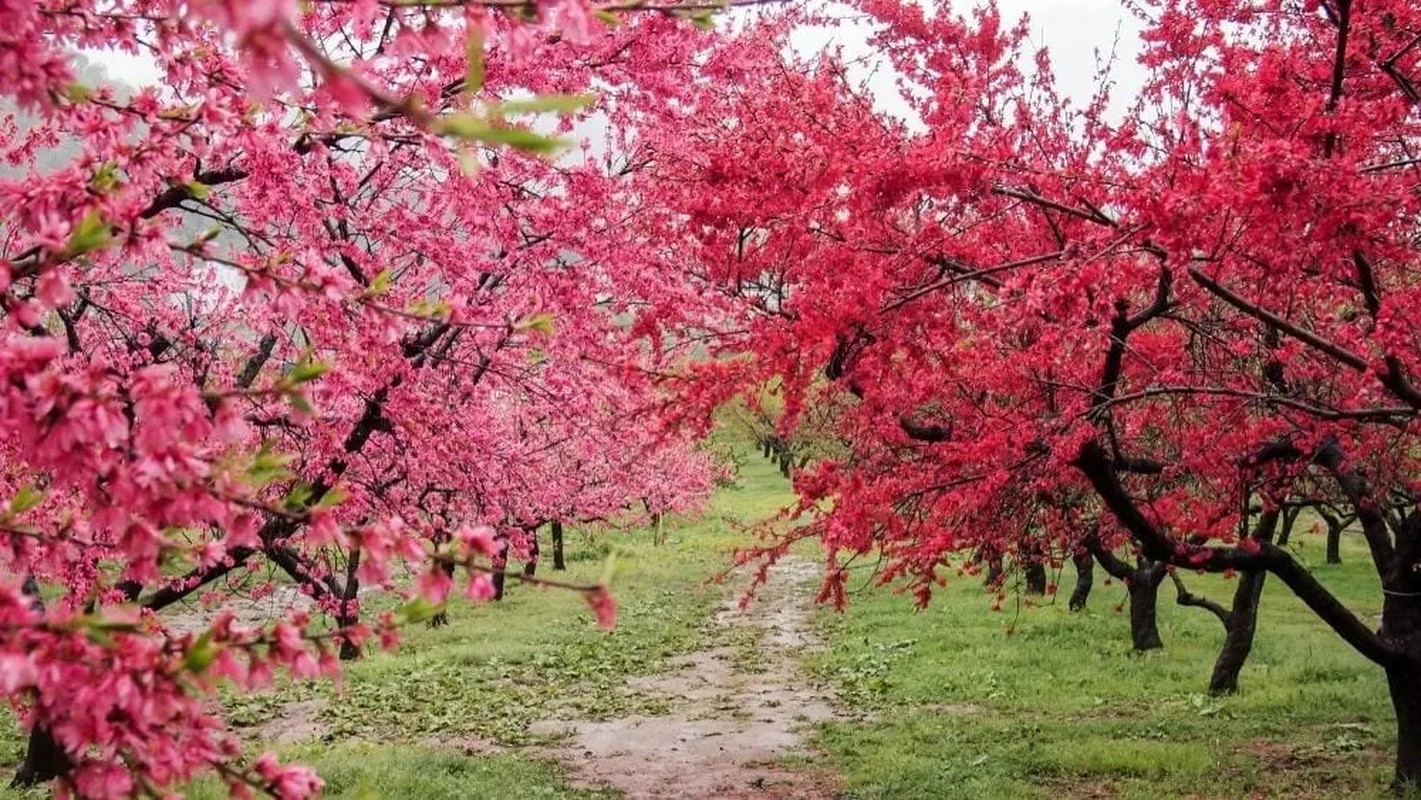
584, 586, 617, 630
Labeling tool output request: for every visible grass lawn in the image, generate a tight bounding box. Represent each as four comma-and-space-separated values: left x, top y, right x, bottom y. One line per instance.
808, 528, 1395, 798
0, 451, 1405, 798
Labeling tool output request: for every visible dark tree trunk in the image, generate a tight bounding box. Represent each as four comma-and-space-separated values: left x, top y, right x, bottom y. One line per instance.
1209, 510, 1281, 693
12, 575, 69, 789
551, 520, 566, 570
11, 727, 68, 789
762, 439, 773, 459
1091, 544, 1166, 651
1276, 505, 1302, 547
523, 527, 539, 578
984, 555, 1004, 588
338, 549, 363, 659
1024, 561, 1047, 595
1389, 661, 1421, 794
1126, 563, 1167, 651
1069, 550, 1094, 611
1322, 508, 1344, 565
1208, 569, 1267, 694
491, 533, 509, 601
777, 450, 792, 477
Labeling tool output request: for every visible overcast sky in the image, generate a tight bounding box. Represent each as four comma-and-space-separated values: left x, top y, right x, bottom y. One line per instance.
88, 1, 1145, 108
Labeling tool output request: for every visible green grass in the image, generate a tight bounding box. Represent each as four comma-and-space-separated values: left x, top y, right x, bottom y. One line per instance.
808, 531, 1396, 798
0, 451, 1407, 798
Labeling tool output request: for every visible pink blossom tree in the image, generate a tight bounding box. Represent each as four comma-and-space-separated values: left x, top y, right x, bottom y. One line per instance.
631, 1, 1421, 790
0, 0, 724, 795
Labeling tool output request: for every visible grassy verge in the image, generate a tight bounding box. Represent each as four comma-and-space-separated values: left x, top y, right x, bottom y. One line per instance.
808, 532, 1394, 798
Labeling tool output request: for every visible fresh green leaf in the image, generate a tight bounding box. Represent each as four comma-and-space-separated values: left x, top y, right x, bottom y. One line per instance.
399, 597, 445, 625
64, 210, 114, 257
466, 28, 485, 94
492, 93, 597, 116
514, 312, 556, 335
365, 268, 394, 297
9, 484, 44, 516
284, 358, 331, 385
182, 631, 220, 674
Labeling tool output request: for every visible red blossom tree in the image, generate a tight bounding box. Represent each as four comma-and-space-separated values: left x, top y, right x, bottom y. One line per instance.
632, 0, 1421, 789
0, 0, 723, 795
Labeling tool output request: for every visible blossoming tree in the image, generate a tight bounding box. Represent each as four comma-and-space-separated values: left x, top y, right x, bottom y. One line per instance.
0, 0, 723, 795
633, 0, 1421, 789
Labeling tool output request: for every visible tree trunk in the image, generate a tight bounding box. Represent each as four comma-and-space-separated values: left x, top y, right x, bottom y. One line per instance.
1024, 561, 1047, 595
1208, 569, 1267, 694
651, 512, 665, 546
338, 549, 363, 659
1276, 505, 1302, 547
1388, 663, 1421, 794
1208, 510, 1279, 693
1069, 550, 1094, 611
11, 726, 68, 789
1322, 509, 1344, 565
12, 575, 69, 789
1090, 544, 1166, 651
523, 527, 539, 578
492, 533, 508, 601
1126, 562, 1167, 651
984, 555, 1004, 588
551, 520, 566, 570
777, 450, 792, 478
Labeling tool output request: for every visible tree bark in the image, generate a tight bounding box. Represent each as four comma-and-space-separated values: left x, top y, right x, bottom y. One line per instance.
1388, 662, 1421, 794
1126, 563, 1167, 651
1069, 550, 1094, 611
12, 575, 69, 789
551, 520, 566, 570
983, 554, 1004, 588
1207, 568, 1267, 694
523, 526, 539, 578
491, 533, 508, 601
1024, 561, 1047, 595
1322, 508, 1344, 565
338, 549, 363, 660
1208, 510, 1280, 694
1091, 543, 1166, 651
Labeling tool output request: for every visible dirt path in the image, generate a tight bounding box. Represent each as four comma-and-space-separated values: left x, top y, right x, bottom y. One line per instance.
529, 556, 842, 799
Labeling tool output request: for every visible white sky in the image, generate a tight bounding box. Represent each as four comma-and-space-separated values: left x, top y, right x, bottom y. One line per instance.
788, 0, 1146, 121
88, 1, 1145, 109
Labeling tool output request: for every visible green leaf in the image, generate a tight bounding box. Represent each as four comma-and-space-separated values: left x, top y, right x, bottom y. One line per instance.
90, 162, 122, 193
315, 485, 349, 509
284, 482, 315, 511
683, 10, 717, 31
287, 391, 315, 416
434, 115, 570, 156
594, 9, 621, 26
466, 28, 485, 94
64, 210, 114, 257
284, 358, 331, 385
399, 597, 445, 625
183, 631, 220, 674
514, 312, 556, 335
65, 83, 91, 103
185, 180, 211, 200
365, 268, 394, 297
245, 444, 293, 488
9, 484, 44, 516
492, 93, 597, 116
